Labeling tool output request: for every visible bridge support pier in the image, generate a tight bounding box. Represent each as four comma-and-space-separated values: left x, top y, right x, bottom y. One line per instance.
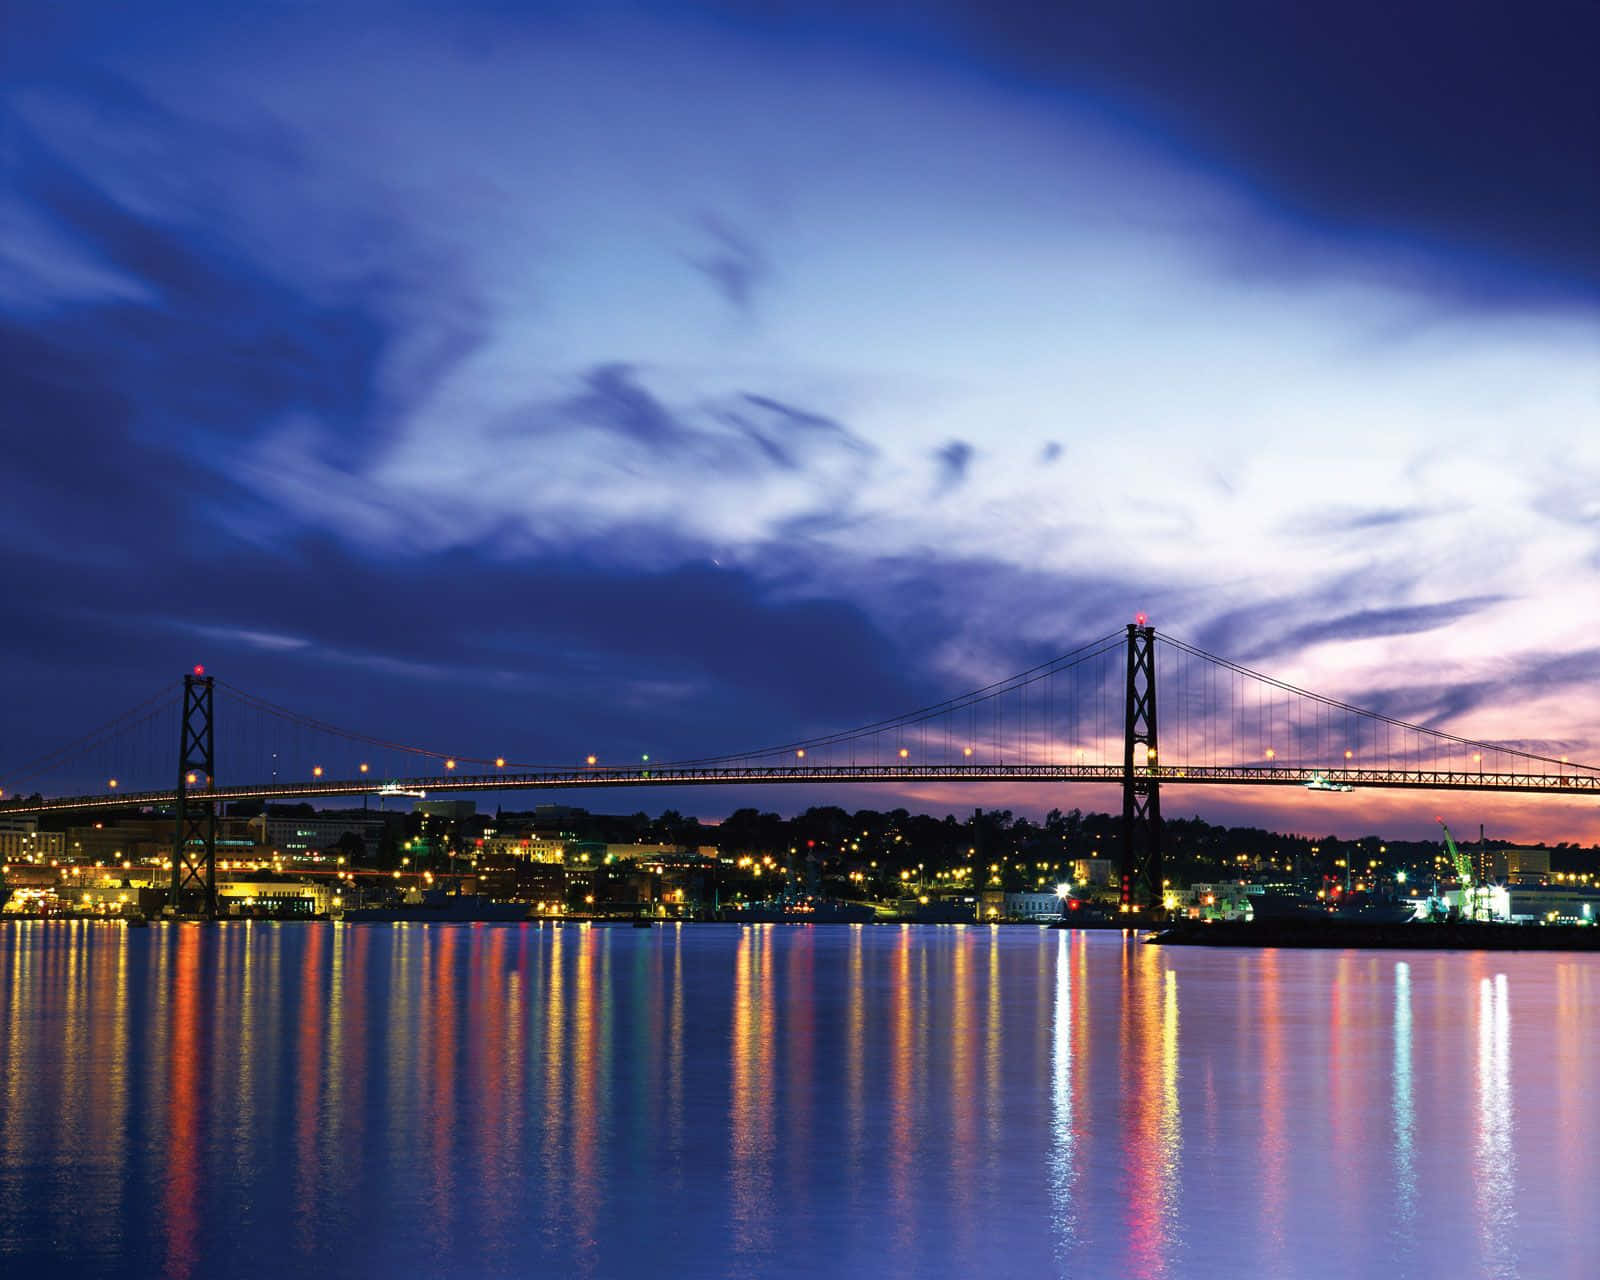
171, 671, 217, 918
1120, 622, 1164, 917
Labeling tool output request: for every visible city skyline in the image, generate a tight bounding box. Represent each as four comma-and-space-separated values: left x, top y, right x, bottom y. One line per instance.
4, 2, 1597, 841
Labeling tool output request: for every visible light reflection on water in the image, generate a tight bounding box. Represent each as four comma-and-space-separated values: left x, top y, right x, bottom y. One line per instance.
1393, 961, 1416, 1247
1475, 972, 1515, 1279
0, 920, 1596, 1279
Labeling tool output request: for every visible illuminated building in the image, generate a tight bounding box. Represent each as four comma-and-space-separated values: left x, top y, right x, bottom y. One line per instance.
0, 818, 64, 860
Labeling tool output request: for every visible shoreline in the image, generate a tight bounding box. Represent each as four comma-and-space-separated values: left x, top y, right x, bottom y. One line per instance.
1149, 919, 1600, 951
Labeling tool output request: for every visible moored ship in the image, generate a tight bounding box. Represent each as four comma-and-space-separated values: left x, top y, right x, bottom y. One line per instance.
343, 888, 530, 923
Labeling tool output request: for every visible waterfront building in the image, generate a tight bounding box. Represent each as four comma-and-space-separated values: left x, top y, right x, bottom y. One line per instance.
1503, 884, 1599, 924
473, 855, 566, 902
478, 835, 567, 862
216, 876, 344, 916
249, 812, 390, 856
1479, 846, 1553, 883
1004, 890, 1064, 920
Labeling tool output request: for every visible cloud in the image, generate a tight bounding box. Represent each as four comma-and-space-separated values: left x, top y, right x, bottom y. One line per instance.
688, 212, 769, 312
564, 362, 695, 450
1315, 505, 1432, 533
1274, 597, 1508, 659
933, 0, 1600, 301
716, 393, 875, 472
1352, 647, 1600, 739
933, 440, 974, 494
2, 5, 1597, 828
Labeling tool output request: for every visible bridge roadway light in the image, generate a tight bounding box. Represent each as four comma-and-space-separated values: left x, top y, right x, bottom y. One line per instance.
445, 759, 456, 770
108, 779, 118, 789
796, 749, 805, 759
586, 755, 597, 766
1264, 748, 1276, 760
496, 757, 506, 768
312, 766, 324, 778
360, 763, 369, 774
899, 748, 909, 759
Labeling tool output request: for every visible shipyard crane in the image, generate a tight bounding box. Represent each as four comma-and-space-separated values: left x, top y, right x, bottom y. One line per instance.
1436, 817, 1479, 921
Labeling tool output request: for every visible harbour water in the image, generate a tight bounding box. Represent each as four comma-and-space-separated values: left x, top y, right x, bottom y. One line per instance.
1, 921, 1595, 1278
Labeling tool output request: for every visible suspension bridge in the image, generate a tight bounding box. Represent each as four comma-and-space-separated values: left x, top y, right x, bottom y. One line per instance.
2, 622, 1595, 916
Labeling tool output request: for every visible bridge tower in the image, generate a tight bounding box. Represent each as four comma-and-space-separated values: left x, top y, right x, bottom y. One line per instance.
1120, 621, 1164, 916
171, 668, 217, 918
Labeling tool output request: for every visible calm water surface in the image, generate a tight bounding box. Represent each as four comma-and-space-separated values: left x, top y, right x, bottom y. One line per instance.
1, 921, 1595, 1278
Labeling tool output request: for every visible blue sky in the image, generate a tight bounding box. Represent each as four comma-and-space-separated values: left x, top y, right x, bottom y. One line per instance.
4, 2, 1598, 837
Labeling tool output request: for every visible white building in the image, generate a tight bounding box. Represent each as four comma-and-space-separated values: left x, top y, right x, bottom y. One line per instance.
1005, 891, 1064, 920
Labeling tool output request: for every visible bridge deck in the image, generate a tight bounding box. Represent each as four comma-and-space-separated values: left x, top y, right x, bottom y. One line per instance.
4, 762, 1597, 814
